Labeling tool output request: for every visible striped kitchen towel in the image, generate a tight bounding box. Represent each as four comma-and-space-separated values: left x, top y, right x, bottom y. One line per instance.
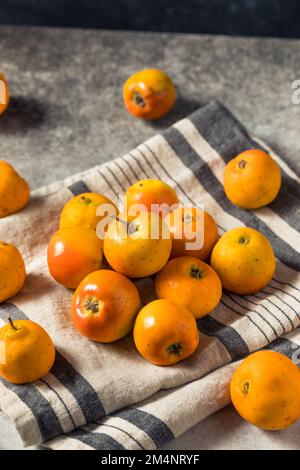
0, 100, 299, 450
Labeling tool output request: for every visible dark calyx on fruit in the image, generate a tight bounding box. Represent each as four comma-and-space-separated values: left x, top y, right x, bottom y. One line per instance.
84, 297, 99, 313
238, 235, 250, 245
133, 92, 146, 108
238, 159, 247, 169
78, 196, 92, 206
189, 265, 205, 280
167, 342, 183, 356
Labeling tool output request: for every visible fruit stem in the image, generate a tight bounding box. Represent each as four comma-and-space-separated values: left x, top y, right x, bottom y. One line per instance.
238, 159, 247, 169
8, 317, 17, 330
132, 92, 146, 108
167, 343, 183, 356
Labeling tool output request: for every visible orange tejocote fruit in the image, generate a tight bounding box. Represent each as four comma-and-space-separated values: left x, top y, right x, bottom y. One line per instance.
230, 350, 300, 430
223, 149, 281, 209
125, 179, 179, 217
133, 299, 199, 366
123, 68, 176, 120
71, 270, 141, 342
47, 227, 103, 289
165, 207, 218, 260
0, 318, 55, 384
0, 241, 26, 303
211, 227, 275, 295
0, 72, 9, 115
155, 256, 222, 319
104, 211, 172, 278
0, 161, 30, 218
60, 192, 117, 233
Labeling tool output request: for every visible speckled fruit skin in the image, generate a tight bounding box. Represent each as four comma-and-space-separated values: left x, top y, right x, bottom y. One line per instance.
47, 227, 103, 289
0, 241, 26, 303
60, 192, 117, 232
210, 227, 275, 295
133, 299, 199, 366
223, 149, 281, 209
103, 211, 172, 278
125, 179, 179, 217
230, 350, 300, 430
123, 69, 176, 120
71, 270, 141, 343
0, 319, 55, 384
0, 160, 30, 218
155, 256, 222, 319
165, 207, 218, 260
0, 72, 9, 115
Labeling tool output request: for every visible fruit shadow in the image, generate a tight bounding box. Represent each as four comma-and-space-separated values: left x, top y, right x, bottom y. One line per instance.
145, 95, 203, 129
0, 96, 46, 134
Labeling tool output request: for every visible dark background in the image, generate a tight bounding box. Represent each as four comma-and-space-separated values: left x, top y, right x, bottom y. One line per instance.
0, 0, 300, 38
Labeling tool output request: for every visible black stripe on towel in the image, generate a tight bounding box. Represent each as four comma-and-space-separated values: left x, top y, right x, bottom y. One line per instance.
0, 377, 63, 441
197, 316, 249, 360
267, 337, 300, 361
163, 127, 300, 272
113, 407, 174, 448
189, 100, 300, 232
0, 304, 105, 426
68, 181, 91, 196
70, 429, 125, 450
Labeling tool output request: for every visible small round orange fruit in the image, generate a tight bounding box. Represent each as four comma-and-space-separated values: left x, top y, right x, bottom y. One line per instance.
125, 179, 179, 217
0, 241, 26, 303
47, 227, 103, 289
223, 149, 281, 209
123, 68, 176, 120
0, 161, 30, 218
0, 318, 55, 384
60, 192, 117, 233
155, 256, 222, 319
133, 299, 199, 366
0, 72, 9, 115
104, 211, 171, 278
165, 207, 218, 260
230, 350, 300, 430
210, 227, 275, 294
71, 270, 141, 342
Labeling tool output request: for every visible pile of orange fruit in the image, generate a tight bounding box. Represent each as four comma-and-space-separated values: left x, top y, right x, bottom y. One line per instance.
0, 69, 300, 432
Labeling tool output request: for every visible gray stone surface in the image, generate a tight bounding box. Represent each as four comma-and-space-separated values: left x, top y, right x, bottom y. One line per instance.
0, 26, 299, 450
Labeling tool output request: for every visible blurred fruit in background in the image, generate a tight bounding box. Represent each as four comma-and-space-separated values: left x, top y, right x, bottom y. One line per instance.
0, 72, 9, 115
0, 241, 26, 303
123, 69, 176, 120
0, 161, 30, 218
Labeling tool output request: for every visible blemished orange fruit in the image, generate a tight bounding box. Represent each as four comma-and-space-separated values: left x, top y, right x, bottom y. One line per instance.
60, 192, 117, 233
71, 270, 141, 343
133, 299, 199, 366
230, 350, 300, 430
210, 227, 275, 294
223, 149, 281, 209
103, 211, 171, 278
123, 68, 176, 120
0, 161, 30, 218
155, 256, 222, 319
47, 227, 103, 289
0, 318, 55, 384
0, 72, 9, 115
165, 207, 218, 260
125, 179, 179, 217
0, 241, 26, 303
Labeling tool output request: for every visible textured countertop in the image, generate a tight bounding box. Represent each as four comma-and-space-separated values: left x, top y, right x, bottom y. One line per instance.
0, 26, 299, 450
